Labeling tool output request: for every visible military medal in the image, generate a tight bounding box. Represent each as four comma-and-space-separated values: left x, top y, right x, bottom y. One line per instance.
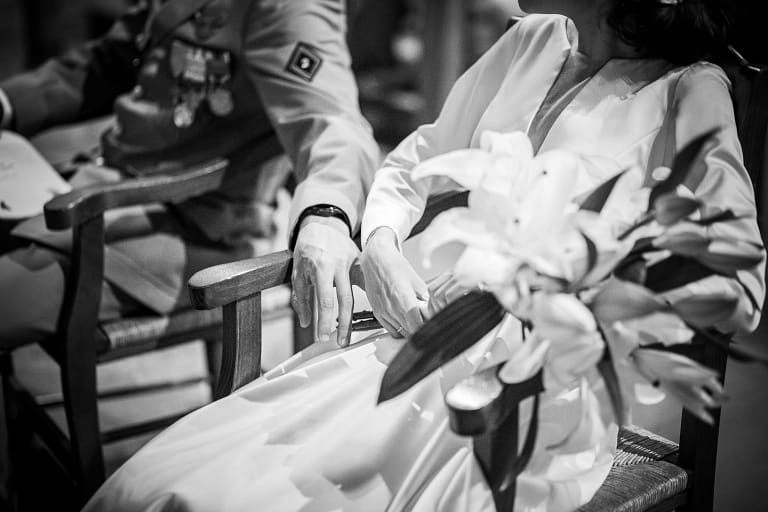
183, 48, 208, 84
207, 88, 234, 116
168, 39, 235, 125
173, 102, 194, 128
174, 88, 204, 128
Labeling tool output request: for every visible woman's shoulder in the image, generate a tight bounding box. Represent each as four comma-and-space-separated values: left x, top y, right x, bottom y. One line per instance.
508, 14, 566, 38
670, 61, 732, 100
500, 14, 568, 48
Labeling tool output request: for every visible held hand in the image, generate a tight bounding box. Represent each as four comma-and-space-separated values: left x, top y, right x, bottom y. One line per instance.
292, 215, 360, 347
360, 227, 429, 338
421, 272, 472, 319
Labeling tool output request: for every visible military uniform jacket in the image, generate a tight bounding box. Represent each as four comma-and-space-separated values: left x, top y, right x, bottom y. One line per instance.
1, 0, 379, 314
2, 0, 378, 242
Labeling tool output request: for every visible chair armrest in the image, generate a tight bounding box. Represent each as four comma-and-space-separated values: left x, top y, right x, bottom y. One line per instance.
188, 250, 293, 310
43, 158, 228, 230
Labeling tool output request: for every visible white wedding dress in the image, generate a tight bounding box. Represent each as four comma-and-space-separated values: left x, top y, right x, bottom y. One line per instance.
85, 14, 763, 512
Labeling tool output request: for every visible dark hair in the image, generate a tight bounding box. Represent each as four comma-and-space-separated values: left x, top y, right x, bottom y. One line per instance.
605, 0, 733, 65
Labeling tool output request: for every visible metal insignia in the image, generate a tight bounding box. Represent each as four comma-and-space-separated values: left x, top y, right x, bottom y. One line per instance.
286, 42, 323, 82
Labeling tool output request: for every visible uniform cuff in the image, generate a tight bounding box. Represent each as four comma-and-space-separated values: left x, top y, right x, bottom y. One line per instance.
0, 88, 13, 130
288, 185, 361, 246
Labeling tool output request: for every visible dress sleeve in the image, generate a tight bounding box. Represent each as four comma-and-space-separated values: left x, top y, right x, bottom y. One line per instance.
360, 19, 525, 246
242, 0, 380, 237
0, 4, 146, 136
664, 63, 766, 334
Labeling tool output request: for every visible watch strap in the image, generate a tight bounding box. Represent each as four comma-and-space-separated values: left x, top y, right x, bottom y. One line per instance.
290, 204, 352, 250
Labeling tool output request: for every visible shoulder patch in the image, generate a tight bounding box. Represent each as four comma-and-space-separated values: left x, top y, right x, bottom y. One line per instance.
286, 42, 323, 82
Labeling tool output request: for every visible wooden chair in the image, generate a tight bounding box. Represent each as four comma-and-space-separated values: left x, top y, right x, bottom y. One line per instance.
0, 159, 225, 507
186, 52, 768, 512
0, 155, 303, 508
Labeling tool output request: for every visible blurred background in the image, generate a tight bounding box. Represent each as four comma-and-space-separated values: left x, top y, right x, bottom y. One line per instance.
0, 0, 766, 510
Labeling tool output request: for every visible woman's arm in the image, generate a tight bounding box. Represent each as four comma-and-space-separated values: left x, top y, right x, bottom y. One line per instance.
665, 63, 766, 334
360, 18, 534, 337
361, 19, 528, 247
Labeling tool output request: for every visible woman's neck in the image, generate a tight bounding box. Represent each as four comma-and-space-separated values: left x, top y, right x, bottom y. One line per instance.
566, 4, 640, 64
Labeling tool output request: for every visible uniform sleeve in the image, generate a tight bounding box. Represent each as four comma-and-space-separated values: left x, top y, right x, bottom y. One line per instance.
0, 4, 146, 136
242, 0, 380, 237
663, 63, 766, 334
360, 21, 524, 246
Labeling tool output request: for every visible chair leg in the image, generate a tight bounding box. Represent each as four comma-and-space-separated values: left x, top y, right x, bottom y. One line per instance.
60, 346, 104, 503
204, 338, 221, 382
1, 353, 30, 512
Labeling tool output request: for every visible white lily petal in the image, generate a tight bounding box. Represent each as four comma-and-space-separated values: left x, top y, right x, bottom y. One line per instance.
419, 208, 498, 266
480, 130, 534, 159
531, 293, 598, 342
517, 150, 582, 236
600, 166, 647, 227
544, 331, 604, 389
546, 380, 609, 454
498, 337, 550, 384
634, 383, 667, 405
452, 246, 518, 288
411, 149, 493, 189
620, 311, 694, 346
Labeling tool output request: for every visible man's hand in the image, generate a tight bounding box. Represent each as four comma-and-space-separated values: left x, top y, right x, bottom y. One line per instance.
292, 215, 361, 346
360, 227, 429, 338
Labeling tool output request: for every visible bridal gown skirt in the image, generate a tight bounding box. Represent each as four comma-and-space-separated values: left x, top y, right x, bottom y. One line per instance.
85, 321, 616, 512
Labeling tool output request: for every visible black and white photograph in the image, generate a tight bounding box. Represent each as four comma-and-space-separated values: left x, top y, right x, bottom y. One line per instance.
0, 1, 766, 510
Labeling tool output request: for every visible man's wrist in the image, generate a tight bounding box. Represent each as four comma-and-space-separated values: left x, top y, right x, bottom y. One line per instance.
300, 214, 349, 233
290, 204, 352, 249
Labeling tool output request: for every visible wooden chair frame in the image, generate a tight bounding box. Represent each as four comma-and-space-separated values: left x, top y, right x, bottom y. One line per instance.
187, 56, 768, 512
1, 159, 231, 505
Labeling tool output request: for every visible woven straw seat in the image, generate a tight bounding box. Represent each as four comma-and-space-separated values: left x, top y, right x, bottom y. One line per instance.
96, 286, 292, 358
578, 426, 686, 512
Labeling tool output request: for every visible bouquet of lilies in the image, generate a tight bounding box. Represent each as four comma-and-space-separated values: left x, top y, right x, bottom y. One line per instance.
378, 130, 766, 457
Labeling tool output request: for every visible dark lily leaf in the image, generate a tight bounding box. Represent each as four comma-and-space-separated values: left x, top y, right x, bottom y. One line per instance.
622, 237, 656, 261
672, 295, 740, 328
569, 232, 599, 291
653, 195, 702, 225
583, 232, 598, 276
378, 291, 505, 403
509, 393, 542, 478
690, 326, 768, 367
597, 345, 627, 426
614, 257, 647, 284
692, 209, 741, 226
648, 129, 719, 208
644, 255, 717, 293
578, 169, 627, 213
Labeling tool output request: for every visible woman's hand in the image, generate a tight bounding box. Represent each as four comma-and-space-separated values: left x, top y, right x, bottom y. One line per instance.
361, 227, 429, 338
422, 272, 472, 319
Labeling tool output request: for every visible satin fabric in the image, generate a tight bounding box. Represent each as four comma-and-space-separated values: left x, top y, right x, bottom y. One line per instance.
85, 316, 615, 512
85, 14, 764, 512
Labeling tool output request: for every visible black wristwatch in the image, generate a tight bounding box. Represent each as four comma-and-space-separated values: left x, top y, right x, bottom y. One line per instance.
289, 204, 352, 249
